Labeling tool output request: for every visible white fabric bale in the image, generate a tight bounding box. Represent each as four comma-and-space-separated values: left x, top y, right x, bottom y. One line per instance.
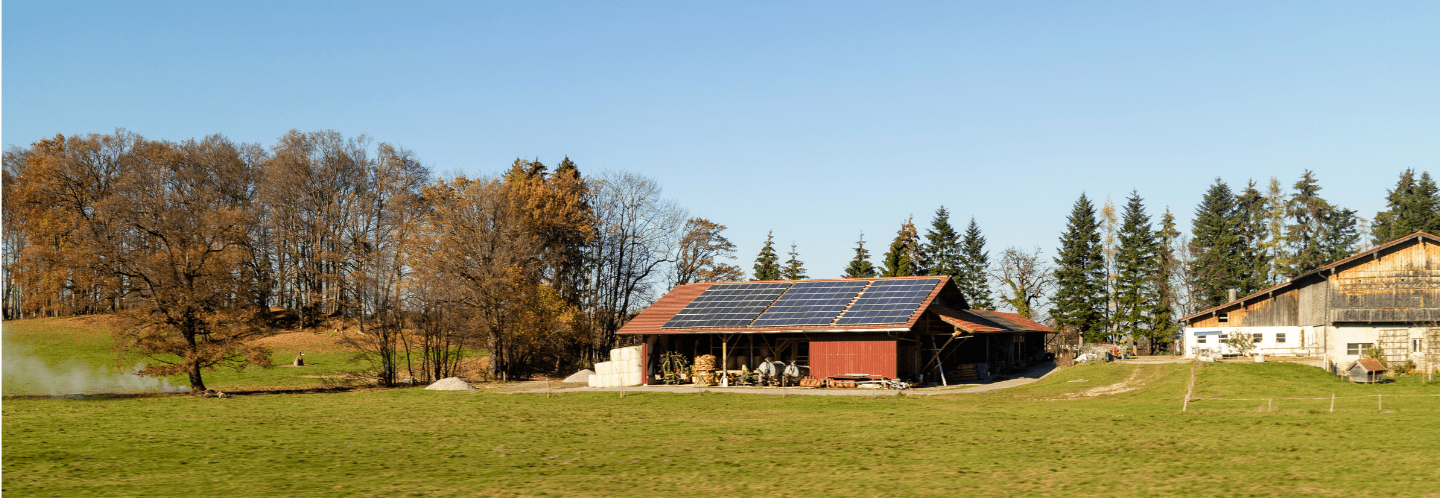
625, 372, 643, 386
588, 373, 599, 388
596, 362, 611, 376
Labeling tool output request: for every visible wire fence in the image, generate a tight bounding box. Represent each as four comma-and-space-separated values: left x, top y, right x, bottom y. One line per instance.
1185, 393, 1440, 413
1181, 360, 1440, 413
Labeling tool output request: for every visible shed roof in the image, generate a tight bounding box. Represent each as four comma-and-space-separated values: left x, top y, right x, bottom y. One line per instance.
1348, 358, 1386, 373
930, 305, 1055, 334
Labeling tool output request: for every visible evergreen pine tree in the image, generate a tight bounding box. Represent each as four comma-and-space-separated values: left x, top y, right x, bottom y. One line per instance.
1283, 171, 1330, 275
1053, 194, 1107, 342
1321, 207, 1361, 263
1150, 208, 1181, 353
1265, 177, 1289, 284
751, 231, 781, 280
1372, 169, 1440, 244
1189, 178, 1242, 307
1235, 180, 1272, 294
880, 217, 920, 277
1372, 169, 1418, 244
843, 232, 878, 278
958, 217, 995, 309
1113, 191, 1157, 348
921, 206, 961, 278
781, 243, 808, 280
1416, 172, 1440, 233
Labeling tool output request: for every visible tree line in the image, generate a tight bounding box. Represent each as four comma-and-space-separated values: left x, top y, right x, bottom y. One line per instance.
1, 130, 744, 389
763, 169, 1429, 354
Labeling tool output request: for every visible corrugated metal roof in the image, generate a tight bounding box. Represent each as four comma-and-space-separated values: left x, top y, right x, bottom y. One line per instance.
1180, 231, 1440, 322
616, 276, 956, 335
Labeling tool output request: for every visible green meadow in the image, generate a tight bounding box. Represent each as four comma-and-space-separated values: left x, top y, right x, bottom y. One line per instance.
4, 318, 1440, 497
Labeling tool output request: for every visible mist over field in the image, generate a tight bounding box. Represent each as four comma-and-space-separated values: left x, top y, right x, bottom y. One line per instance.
1, 340, 189, 395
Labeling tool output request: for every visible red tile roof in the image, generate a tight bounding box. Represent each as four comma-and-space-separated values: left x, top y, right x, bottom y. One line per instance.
931, 305, 1056, 333
1350, 358, 1386, 373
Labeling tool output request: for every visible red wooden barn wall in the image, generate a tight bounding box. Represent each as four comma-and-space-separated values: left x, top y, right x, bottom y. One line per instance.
810, 341, 897, 379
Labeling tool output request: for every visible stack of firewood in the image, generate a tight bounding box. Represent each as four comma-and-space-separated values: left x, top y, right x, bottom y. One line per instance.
693, 354, 716, 371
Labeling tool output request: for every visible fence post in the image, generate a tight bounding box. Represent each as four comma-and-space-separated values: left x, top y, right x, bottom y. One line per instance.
1330, 393, 1335, 413
1267, 398, 1273, 412
1182, 362, 1197, 412
1378, 394, 1382, 411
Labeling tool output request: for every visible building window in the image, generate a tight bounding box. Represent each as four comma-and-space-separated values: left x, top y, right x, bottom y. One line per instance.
1197, 336, 1207, 344
1416, 339, 1424, 353
1217, 313, 1229, 324
1276, 333, 1287, 344
1347, 343, 1373, 356
1252, 333, 1264, 343
1219, 334, 1228, 340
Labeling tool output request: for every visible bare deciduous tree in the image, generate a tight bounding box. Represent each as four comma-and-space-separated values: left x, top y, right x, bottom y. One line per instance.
990, 246, 1054, 321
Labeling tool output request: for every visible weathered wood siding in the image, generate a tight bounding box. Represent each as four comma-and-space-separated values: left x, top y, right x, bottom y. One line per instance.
1329, 240, 1440, 324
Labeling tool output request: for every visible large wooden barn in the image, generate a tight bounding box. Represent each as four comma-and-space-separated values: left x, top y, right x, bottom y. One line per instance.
616, 276, 1055, 385
1181, 232, 1440, 374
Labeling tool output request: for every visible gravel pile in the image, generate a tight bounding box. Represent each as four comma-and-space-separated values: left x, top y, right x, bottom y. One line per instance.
562, 369, 595, 383
425, 377, 476, 390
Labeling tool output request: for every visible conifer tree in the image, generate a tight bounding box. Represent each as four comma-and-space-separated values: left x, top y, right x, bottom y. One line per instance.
752, 231, 781, 281
1113, 191, 1157, 348
1235, 180, 1271, 294
1372, 169, 1439, 244
781, 243, 808, 280
1283, 171, 1330, 275
1189, 179, 1242, 307
958, 217, 995, 309
843, 232, 877, 278
921, 206, 961, 278
880, 217, 920, 277
1052, 194, 1107, 342
1321, 207, 1361, 263
1265, 177, 1289, 284
1150, 208, 1181, 353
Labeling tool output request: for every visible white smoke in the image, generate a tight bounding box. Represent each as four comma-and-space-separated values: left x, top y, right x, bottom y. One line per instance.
2, 342, 190, 395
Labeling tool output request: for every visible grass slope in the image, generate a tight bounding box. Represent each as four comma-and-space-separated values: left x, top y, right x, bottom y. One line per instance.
2, 317, 368, 393
5, 361, 1440, 497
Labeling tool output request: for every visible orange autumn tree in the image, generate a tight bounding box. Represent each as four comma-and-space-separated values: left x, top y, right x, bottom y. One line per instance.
9, 131, 271, 391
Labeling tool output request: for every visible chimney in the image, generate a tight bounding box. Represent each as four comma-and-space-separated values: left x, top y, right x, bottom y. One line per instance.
1228, 288, 1238, 302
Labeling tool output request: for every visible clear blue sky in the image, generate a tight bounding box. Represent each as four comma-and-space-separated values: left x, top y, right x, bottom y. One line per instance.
5, 1, 1438, 280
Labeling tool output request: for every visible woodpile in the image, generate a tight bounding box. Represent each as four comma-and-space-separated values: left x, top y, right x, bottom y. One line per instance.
693, 354, 716, 371
692, 354, 718, 386
947, 364, 980, 382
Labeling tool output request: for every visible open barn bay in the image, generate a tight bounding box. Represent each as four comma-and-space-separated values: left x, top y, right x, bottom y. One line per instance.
5, 362, 1439, 497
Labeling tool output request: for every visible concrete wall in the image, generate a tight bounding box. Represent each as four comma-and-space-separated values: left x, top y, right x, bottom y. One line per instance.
1183, 326, 1311, 358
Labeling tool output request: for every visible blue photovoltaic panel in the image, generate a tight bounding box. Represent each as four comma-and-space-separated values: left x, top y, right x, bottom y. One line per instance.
833, 278, 942, 326
662, 282, 792, 328
751, 280, 871, 327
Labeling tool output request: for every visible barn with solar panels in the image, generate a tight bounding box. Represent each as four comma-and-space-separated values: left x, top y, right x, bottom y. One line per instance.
615, 276, 1055, 387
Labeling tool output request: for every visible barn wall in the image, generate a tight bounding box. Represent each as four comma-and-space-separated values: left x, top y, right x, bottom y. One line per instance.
1328, 241, 1440, 323
810, 341, 898, 379
1238, 289, 1300, 326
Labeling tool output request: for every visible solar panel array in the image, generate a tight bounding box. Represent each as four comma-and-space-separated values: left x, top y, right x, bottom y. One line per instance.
662, 282, 792, 328
833, 278, 943, 326
751, 280, 872, 327
661, 278, 942, 329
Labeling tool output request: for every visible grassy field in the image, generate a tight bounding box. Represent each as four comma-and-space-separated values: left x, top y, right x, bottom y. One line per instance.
4, 318, 1440, 496
3, 317, 377, 392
